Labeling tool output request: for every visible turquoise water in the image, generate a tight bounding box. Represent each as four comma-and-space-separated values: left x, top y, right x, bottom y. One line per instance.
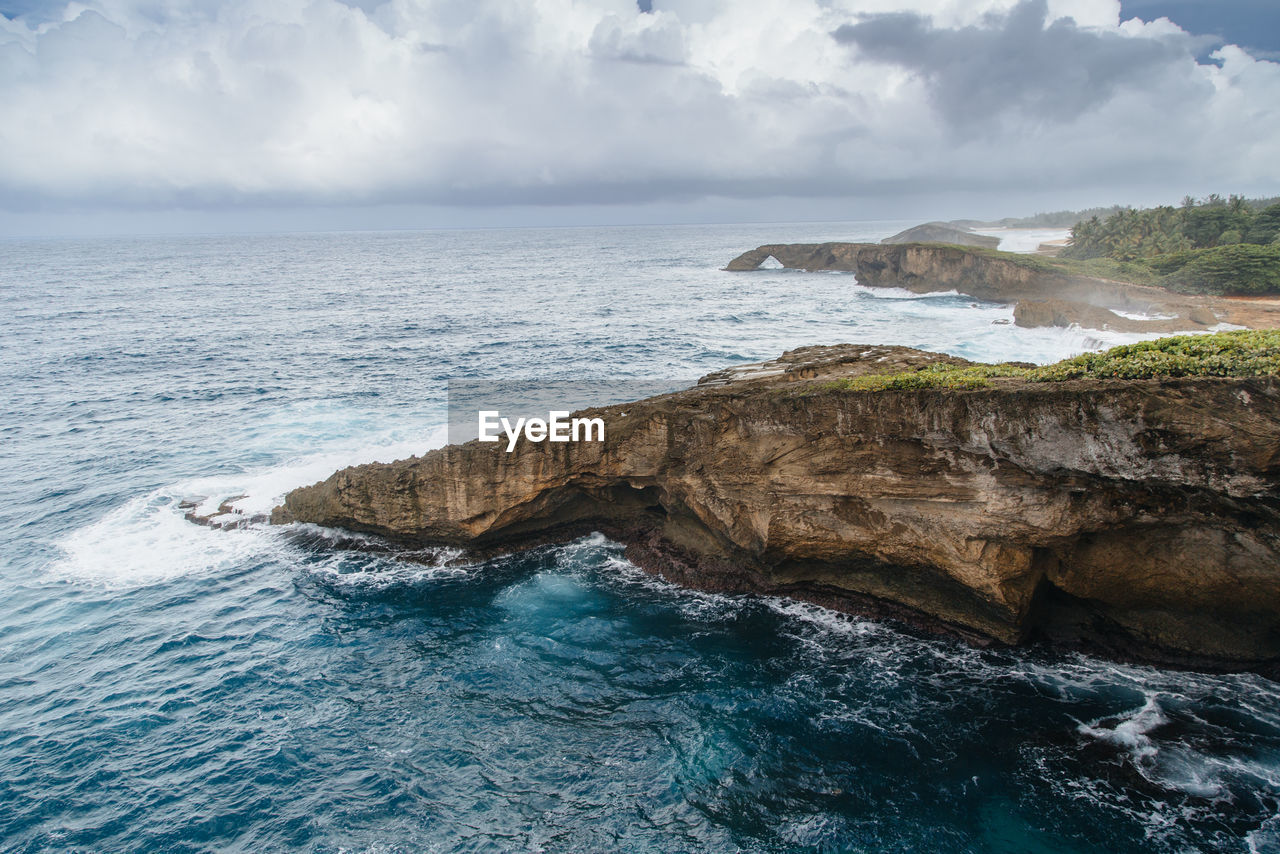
1, 223, 1277, 852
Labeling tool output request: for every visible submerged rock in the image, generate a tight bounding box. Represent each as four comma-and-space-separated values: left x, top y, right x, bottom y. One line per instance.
274, 344, 1280, 675
185, 495, 268, 530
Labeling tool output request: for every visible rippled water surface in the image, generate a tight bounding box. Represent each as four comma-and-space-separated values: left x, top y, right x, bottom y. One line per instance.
1, 223, 1277, 852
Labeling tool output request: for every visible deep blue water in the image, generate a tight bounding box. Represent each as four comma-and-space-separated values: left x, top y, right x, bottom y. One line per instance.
1, 223, 1277, 853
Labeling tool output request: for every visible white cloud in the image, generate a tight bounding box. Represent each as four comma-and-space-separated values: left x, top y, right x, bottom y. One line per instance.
0, 0, 1276, 212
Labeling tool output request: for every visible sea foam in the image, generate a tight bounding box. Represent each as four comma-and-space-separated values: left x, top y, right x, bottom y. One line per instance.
48, 423, 450, 587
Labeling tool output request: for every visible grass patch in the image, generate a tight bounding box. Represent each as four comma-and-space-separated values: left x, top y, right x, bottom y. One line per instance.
831, 363, 1021, 392
899, 241, 1280, 296
916, 243, 1062, 274
823, 331, 1280, 392
903, 243, 1163, 286
1041, 256, 1162, 286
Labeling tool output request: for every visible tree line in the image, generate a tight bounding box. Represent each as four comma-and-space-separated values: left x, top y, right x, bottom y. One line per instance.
1060, 195, 1280, 295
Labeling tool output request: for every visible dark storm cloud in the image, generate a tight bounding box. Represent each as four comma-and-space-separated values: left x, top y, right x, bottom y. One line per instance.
0, 0, 1277, 219
833, 0, 1193, 130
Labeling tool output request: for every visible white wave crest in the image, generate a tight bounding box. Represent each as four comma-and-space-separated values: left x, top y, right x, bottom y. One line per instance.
1076, 692, 1251, 799
49, 493, 274, 586
1078, 692, 1167, 763
763, 597, 882, 639
300, 549, 470, 591
47, 423, 449, 587
849, 282, 963, 300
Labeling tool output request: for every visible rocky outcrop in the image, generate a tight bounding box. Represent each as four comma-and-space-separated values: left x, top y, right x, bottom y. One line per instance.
726, 242, 1163, 310
274, 345, 1280, 675
726, 242, 1280, 332
182, 496, 268, 531
1012, 299, 1218, 332
1014, 300, 1128, 330
882, 222, 1001, 249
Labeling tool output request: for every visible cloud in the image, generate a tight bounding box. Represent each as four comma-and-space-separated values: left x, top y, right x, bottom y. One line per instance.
0, 0, 1276, 214
832, 0, 1195, 129
589, 10, 687, 66
1119, 0, 1280, 61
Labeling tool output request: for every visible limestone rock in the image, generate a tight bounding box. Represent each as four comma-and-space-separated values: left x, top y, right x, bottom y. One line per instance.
725, 242, 1280, 334
275, 345, 1280, 674
1014, 299, 1124, 330
1190, 307, 1218, 326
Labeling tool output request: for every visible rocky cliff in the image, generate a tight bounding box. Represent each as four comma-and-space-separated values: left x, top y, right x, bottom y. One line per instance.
273, 343, 1280, 675
727, 242, 1167, 308
725, 242, 1280, 332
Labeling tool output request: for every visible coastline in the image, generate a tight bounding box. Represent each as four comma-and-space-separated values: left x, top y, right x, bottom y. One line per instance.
11, 222, 1280, 853
726, 240, 1280, 334
270, 336, 1280, 676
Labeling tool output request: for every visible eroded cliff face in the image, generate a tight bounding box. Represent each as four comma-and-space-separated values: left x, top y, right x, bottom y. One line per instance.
274, 345, 1280, 674
727, 242, 1178, 307
724, 242, 1280, 332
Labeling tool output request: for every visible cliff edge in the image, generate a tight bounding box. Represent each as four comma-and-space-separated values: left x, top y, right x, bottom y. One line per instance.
726, 242, 1280, 332
274, 335, 1280, 674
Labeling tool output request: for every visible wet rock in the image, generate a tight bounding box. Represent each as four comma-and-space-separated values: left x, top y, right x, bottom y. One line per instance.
1013, 299, 1125, 329
184, 495, 267, 530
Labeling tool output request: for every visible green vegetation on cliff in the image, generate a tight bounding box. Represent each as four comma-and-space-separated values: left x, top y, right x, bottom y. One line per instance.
827, 331, 1280, 392
1059, 195, 1280, 295
1065, 195, 1280, 261
927, 242, 1163, 286
1150, 244, 1280, 296
1031, 330, 1280, 379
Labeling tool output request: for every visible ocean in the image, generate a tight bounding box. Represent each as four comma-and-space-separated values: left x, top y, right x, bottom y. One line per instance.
1, 222, 1277, 852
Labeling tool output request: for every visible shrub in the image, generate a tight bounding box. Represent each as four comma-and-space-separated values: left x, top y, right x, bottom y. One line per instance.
1145, 250, 1199, 275
1025, 330, 1280, 380
1045, 256, 1160, 285
831, 363, 1020, 392
1160, 244, 1280, 296
1246, 204, 1280, 245
825, 331, 1280, 393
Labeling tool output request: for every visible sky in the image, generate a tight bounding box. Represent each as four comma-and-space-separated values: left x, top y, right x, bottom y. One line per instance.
0, 0, 1277, 235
